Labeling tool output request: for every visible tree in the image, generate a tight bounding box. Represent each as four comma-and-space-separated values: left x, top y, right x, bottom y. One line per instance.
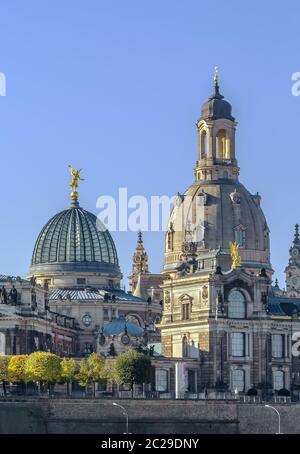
77, 359, 90, 394
113, 350, 152, 397
8, 355, 28, 393
77, 354, 107, 397
0, 356, 10, 396
77, 353, 106, 397
25, 352, 61, 393
61, 358, 78, 395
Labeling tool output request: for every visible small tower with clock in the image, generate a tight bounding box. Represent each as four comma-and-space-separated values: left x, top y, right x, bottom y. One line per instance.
128, 231, 149, 293
285, 224, 300, 297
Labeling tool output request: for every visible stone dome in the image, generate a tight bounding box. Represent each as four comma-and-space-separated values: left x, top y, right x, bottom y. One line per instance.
164, 179, 271, 273
30, 202, 120, 276
201, 83, 234, 121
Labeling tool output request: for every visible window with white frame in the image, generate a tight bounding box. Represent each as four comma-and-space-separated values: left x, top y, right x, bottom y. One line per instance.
273, 370, 284, 390
232, 369, 245, 392
231, 332, 245, 357
155, 369, 168, 392
272, 334, 284, 358
228, 290, 246, 319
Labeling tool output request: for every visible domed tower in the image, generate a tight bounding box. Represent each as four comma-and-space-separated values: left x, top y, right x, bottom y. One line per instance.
164, 68, 272, 276
159, 72, 275, 394
28, 168, 162, 357
28, 167, 121, 289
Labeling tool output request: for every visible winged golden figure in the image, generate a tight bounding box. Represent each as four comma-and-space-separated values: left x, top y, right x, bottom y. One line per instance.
69, 165, 84, 192
229, 241, 241, 268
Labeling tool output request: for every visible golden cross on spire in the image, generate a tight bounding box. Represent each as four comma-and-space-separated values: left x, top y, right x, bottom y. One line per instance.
68, 165, 84, 202
214, 66, 219, 82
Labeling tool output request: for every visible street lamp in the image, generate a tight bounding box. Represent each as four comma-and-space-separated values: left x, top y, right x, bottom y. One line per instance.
265, 405, 283, 434
112, 402, 130, 434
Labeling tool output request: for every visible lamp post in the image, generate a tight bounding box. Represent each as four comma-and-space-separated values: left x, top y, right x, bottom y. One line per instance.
265, 405, 283, 434
112, 402, 129, 434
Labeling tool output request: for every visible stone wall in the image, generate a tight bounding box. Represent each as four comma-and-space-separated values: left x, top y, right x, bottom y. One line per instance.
0, 398, 298, 434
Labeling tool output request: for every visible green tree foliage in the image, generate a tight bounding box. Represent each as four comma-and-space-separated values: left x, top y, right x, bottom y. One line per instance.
0, 356, 10, 396
113, 350, 152, 396
25, 352, 61, 392
77, 353, 106, 396
60, 357, 78, 395
8, 355, 28, 383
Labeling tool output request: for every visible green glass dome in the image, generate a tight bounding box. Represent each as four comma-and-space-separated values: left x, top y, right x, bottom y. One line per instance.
30, 202, 120, 275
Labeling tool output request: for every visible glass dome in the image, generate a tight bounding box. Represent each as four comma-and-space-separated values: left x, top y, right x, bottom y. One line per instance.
29, 204, 120, 275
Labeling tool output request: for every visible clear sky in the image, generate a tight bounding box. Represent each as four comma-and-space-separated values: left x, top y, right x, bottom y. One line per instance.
0, 0, 299, 288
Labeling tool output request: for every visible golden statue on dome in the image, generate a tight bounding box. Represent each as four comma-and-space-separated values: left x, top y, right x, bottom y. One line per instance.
69, 165, 84, 201
230, 241, 241, 268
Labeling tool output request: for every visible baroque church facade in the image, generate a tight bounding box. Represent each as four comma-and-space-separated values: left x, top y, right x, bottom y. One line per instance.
157, 72, 300, 394
1, 72, 300, 395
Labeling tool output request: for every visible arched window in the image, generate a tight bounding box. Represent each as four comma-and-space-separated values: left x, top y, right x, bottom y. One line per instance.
201, 130, 207, 158
273, 370, 284, 391
216, 129, 229, 159
228, 290, 246, 319
182, 335, 189, 358
232, 369, 245, 392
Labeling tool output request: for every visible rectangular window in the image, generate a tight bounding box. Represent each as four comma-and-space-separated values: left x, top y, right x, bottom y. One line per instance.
232, 369, 245, 392
231, 332, 245, 357
273, 370, 284, 390
272, 334, 284, 358
155, 369, 168, 392
182, 303, 191, 320
187, 369, 197, 393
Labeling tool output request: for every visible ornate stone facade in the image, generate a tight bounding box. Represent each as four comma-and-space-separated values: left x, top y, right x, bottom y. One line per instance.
158, 75, 300, 394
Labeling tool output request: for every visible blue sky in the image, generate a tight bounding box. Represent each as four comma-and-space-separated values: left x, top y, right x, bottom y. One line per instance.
0, 0, 299, 288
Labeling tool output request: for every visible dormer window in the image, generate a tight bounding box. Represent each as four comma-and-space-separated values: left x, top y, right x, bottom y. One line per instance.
234, 226, 246, 248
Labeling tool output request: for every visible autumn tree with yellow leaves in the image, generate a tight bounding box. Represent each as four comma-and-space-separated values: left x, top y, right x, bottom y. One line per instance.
77, 353, 107, 397
25, 351, 61, 394
0, 356, 10, 396
8, 355, 28, 393
60, 357, 78, 395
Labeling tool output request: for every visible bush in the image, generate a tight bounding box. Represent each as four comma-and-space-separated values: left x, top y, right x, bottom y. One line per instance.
215, 380, 229, 391
277, 388, 290, 396
247, 387, 258, 396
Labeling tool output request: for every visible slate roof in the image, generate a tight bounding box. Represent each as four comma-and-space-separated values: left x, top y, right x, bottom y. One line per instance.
49, 287, 145, 303
267, 296, 300, 317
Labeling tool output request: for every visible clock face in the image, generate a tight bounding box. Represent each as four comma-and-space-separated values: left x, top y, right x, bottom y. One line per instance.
82, 313, 92, 327
292, 248, 299, 257
121, 334, 130, 345
292, 276, 299, 287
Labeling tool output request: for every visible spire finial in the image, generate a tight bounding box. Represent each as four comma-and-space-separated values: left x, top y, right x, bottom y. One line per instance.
138, 230, 143, 243
213, 65, 220, 96
68, 165, 84, 204
214, 66, 219, 82
295, 223, 300, 243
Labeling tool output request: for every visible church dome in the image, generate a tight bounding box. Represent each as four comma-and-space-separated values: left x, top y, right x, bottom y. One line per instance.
30, 202, 120, 275
201, 78, 234, 121
164, 180, 271, 273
